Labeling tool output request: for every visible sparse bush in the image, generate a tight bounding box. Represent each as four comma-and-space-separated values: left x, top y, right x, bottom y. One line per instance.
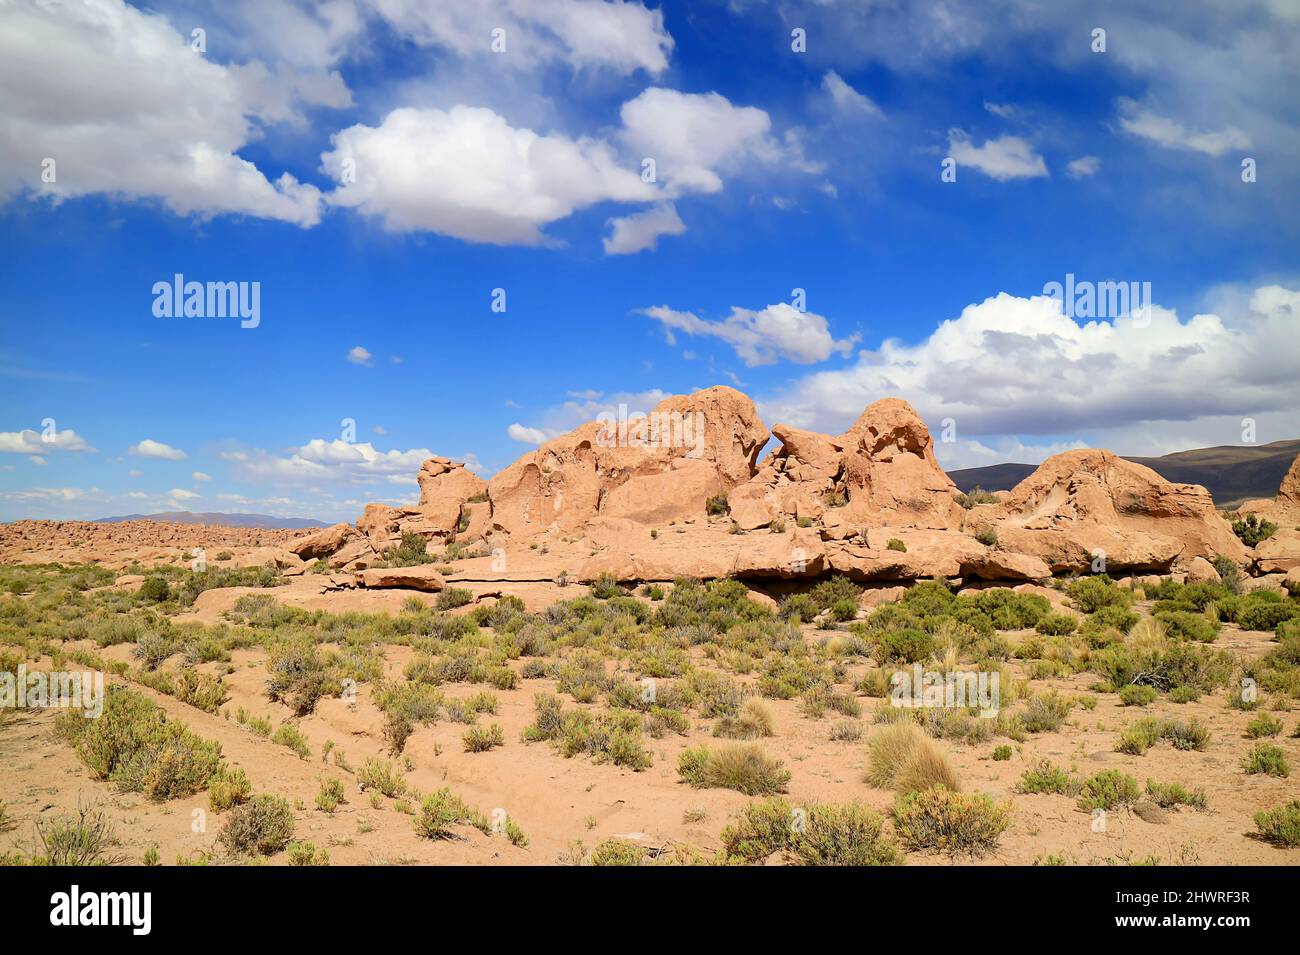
705, 495, 730, 517
1021, 691, 1073, 732
218, 794, 295, 856
315, 777, 346, 813
866, 722, 959, 793
892, 786, 1009, 855
436, 588, 474, 611
207, 766, 251, 813
1076, 770, 1140, 811
287, 841, 330, 866
956, 488, 1000, 509
1035, 613, 1077, 636
677, 744, 790, 795
1252, 801, 1300, 847
357, 758, 408, 798
32, 804, 125, 866
992, 744, 1012, 761
1145, 780, 1207, 810
1243, 743, 1289, 778
974, 528, 998, 547
463, 723, 505, 752
1231, 514, 1276, 547
886, 538, 907, 552
272, 723, 311, 760
414, 788, 480, 839
1246, 713, 1284, 738
1119, 684, 1158, 707
139, 576, 170, 603
713, 698, 774, 740
1018, 760, 1078, 796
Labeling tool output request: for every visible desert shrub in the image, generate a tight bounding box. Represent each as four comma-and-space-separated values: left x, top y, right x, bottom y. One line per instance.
1119, 684, 1159, 707
677, 744, 790, 795
1087, 604, 1139, 634
1116, 718, 1163, 755
173, 669, 229, 713
436, 588, 474, 611
60, 688, 222, 801
314, 777, 346, 813
886, 538, 907, 552
463, 723, 505, 752
712, 698, 774, 739
830, 720, 864, 741
357, 758, 408, 797
207, 766, 252, 813
955, 487, 1000, 509
218, 795, 295, 855
705, 495, 730, 517
287, 841, 330, 866
588, 839, 647, 866
1252, 801, 1300, 847
1035, 613, 1077, 636
1162, 718, 1211, 752
1067, 576, 1131, 614
1235, 598, 1298, 633
383, 711, 414, 756
1231, 514, 1276, 547
131, 631, 175, 670
265, 640, 329, 715
1246, 713, 1284, 738
1156, 610, 1219, 643
790, 802, 902, 866
414, 788, 481, 839
139, 576, 170, 603
1021, 691, 1073, 732
992, 744, 1012, 761
1243, 743, 1289, 777
866, 722, 959, 793
974, 528, 998, 547
1169, 685, 1201, 703
1145, 780, 1207, 810
28, 804, 125, 866
272, 723, 311, 760
873, 628, 936, 664
1076, 770, 1141, 811
1017, 760, 1078, 796
892, 786, 1009, 855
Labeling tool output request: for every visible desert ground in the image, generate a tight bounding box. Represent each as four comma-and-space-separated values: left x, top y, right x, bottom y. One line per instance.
2, 390, 1299, 867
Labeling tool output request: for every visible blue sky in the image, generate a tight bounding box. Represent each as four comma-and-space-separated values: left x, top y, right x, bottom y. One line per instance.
1, 0, 1298, 521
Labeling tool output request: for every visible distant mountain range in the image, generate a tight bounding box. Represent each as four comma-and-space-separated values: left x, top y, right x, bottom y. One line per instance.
947, 439, 1300, 510
93, 511, 328, 529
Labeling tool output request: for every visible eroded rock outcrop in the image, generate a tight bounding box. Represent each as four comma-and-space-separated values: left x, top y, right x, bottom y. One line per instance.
973, 450, 1249, 572
487, 386, 769, 537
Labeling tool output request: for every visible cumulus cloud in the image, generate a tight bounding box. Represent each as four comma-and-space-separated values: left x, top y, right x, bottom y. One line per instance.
1065, 155, 1100, 179
192, 471, 212, 482
323, 105, 656, 244
361, 0, 673, 75
346, 345, 374, 366
1117, 99, 1251, 157
168, 488, 199, 501
603, 202, 685, 254
0, 428, 94, 454
947, 130, 1048, 181
223, 438, 432, 486
822, 71, 882, 117
640, 303, 858, 366
129, 439, 186, 461
759, 285, 1300, 465
507, 423, 553, 445
0, 0, 324, 225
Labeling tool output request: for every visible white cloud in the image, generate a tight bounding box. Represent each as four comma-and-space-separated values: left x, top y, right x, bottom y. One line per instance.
0, 428, 94, 454
323, 105, 656, 244
192, 471, 212, 482
0, 0, 324, 225
30, 456, 46, 466
1117, 99, 1251, 157
620, 88, 814, 195
603, 202, 685, 254
759, 285, 1300, 464
983, 101, 1018, 119
947, 130, 1048, 181
1065, 155, 1100, 179
168, 488, 199, 501
224, 438, 434, 486
641, 303, 858, 366
362, 0, 673, 75
346, 345, 374, 366
507, 423, 553, 445
822, 71, 883, 117
129, 439, 187, 461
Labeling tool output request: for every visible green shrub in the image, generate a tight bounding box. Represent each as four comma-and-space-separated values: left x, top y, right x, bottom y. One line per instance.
588, 838, 647, 866
1021, 691, 1073, 733
218, 795, 295, 855
1067, 576, 1131, 614
886, 538, 907, 552
436, 588, 474, 611
1017, 760, 1078, 796
207, 766, 251, 813
1119, 684, 1158, 707
677, 744, 790, 795
315, 777, 346, 813
30, 804, 125, 866
705, 495, 730, 517
1246, 713, 1283, 739
414, 788, 481, 839
991, 744, 1012, 761
357, 758, 408, 797
287, 841, 330, 866
1252, 801, 1300, 847
955, 487, 1000, 509
272, 723, 311, 760
1156, 610, 1218, 643
1243, 743, 1289, 777
1145, 780, 1207, 810
866, 722, 960, 793
892, 786, 1009, 855
139, 576, 170, 602
1076, 770, 1140, 811
1035, 613, 1077, 636
463, 723, 505, 752
1231, 514, 1276, 547
974, 528, 998, 547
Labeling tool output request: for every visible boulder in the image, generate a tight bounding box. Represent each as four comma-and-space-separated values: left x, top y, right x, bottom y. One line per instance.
1184, 556, 1220, 584
290, 523, 357, 560
356, 565, 447, 591
357, 503, 411, 551
1255, 527, 1300, 573
417, 457, 487, 534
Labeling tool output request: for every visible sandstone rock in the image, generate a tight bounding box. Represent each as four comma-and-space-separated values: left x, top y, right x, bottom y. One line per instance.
1184, 556, 1219, 584
327, 538, 378, 570
986, 450, 1248, 572
488, 386, 769, 537
290, 523, 357, 560
859, 585, 907, 609
960, 549, 1052, 582
1255, 527, 1300, 573
357, 565, 446, 591
357, 503, 412, 551
417, 457, 488, 534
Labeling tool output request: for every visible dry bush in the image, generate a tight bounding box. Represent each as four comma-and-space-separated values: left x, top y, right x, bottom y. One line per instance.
865, 722, 960, 793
